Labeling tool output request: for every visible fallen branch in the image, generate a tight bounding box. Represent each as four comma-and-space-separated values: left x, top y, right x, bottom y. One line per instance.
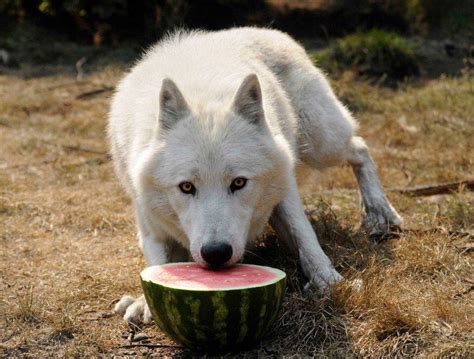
76, 56, 88, 81
59, 144, 107, 155
39, 139, 108, 155
392, 179, 474, 197
7, 154, 110, 169
0, 120, 11, 128
454, 285, 474, 299
76, 86, 113, 100
117, 343, 182, 349
7, 158, 59, 169
60, 154, 111, 168
401, 228, 473, 239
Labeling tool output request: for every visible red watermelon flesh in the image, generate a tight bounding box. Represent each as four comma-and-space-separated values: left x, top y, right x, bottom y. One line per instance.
141, 263, 281, 290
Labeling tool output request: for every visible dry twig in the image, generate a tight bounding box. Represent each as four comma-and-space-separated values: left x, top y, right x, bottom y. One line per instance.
392, 180, 474, 196
75, 56, 88, 81
76, 87, 113, 100
39, 139, 108, 155
7, 154, 110, 169
117, 343, 183, 349
59, 144, 107, 155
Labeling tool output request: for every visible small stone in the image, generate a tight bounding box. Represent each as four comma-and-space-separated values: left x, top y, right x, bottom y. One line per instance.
132, 333, 149, 342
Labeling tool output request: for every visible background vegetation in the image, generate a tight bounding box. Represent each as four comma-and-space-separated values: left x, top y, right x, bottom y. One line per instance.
1, 0, 472, 84
1, 0, 473, 45
1, 0, 473, 357
313, 29, 421, 85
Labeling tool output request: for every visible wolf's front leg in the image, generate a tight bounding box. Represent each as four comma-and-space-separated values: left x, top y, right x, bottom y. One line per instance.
270, 176, 343, 291
114, 209, 176, 325
114, 227, 168, 324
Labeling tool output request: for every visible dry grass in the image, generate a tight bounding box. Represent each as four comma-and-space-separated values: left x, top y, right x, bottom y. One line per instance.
0, 63, 473, 357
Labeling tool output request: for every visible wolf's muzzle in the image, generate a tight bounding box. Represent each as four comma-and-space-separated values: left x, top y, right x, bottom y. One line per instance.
200, 242, 233, 267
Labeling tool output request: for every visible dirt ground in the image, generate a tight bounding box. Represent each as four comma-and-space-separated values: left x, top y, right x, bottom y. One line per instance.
1, 62, 473, 357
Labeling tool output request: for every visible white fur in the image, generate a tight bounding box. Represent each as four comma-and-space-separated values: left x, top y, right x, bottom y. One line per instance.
108, 27, 402, 323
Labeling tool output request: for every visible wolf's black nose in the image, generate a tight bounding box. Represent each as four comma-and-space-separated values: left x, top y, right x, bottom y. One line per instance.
201, 242, 233, 267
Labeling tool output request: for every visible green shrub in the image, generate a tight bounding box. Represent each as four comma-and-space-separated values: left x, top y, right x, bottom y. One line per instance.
313, 29, 420, 84
404, 0, 474, 34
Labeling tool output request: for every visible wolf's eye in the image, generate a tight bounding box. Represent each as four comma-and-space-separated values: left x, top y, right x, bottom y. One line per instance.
230, 177, 247, 193
179, 182, 196, 195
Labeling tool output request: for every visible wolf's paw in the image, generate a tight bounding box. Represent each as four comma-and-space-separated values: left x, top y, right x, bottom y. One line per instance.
114, 295, 152, 325
362, 203, 402, 239
304, 267, 344, 293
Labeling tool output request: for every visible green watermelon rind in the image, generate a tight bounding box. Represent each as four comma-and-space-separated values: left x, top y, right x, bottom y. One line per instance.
141, 264, 286, 352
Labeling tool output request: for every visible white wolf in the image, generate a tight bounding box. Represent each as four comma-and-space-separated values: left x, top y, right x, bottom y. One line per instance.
108, 27, 401, 324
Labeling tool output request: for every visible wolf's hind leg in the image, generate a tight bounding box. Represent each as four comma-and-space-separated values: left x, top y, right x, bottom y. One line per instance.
346, 136, 402, 236
287, 63, 401, 237
270, 176, 343, 291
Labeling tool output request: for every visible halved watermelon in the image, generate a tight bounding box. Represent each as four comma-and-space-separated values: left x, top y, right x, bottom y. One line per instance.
141, 263, 286, 352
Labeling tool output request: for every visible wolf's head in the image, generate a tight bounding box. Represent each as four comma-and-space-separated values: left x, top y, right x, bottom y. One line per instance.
136, 74, 294, 267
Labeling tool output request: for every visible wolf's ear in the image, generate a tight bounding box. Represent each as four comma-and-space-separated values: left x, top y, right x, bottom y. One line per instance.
232, 74, 264, 125
159, 78, 190, 130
